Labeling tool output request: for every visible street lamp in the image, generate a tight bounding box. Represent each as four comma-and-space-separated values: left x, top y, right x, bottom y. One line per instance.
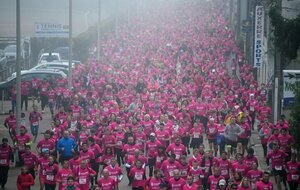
68, 0, 73, 90
16, 0, 21, 134
97, 0, 101, 61
115, 0, 119, 38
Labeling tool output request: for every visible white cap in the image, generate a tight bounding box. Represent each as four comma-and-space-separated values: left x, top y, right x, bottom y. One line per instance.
150, 133, 156, 137
219, 179, 226, 186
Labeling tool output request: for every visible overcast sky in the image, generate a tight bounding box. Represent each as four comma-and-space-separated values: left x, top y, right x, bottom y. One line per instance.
0, 0, 129, 37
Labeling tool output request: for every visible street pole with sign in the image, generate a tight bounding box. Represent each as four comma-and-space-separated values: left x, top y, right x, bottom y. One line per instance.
68, 0, 73, 90
97, 0, 101, 61
16, 0, 21, 135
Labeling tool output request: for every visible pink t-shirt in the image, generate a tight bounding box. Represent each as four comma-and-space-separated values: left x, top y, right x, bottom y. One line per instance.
208, 175, 225, 190
286, 161, 300, 182
188, 167, 204, 185
97, 177, 116, 190
129, 167, 146, 188
161, 160, 181, 179
76, 167, 96, 190
43, 163, 59, 185
255, 180, 273, 190
166, 143, 187, 160
168, 177, 186, 190
146, 140, 161, 158
56, 168, 73, 190
104, 165, 123, 182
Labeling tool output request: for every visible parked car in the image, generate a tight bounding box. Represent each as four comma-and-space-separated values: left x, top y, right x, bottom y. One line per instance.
30, 63, 70, 74
53, 46, 69, 60
4, 45, 17, 61
0, 49, 7, 67
38, 53, 61, 64
0, 69, 66, 89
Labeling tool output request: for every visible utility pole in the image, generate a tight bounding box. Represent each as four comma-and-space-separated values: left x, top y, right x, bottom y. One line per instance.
273, 0, 282, 123
97, 0, 101, 61
237, 0, 242, 38
68, 0, 73, 90
229, 0, 233, 27
115, 0, 119, 38
16, 0, 21, 134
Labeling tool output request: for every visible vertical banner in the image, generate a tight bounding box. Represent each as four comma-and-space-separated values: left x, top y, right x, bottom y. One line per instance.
253, 6, 264, 68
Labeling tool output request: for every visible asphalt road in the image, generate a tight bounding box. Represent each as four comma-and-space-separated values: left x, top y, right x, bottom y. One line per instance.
0, 100, 269, 190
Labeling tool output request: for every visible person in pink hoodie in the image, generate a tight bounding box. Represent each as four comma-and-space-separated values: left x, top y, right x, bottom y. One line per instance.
64, 175, 80, 190
74, 160, 96, 190
286, 153, 300, 190
43, 156, 59, 190
168, 169, 186, 190
183, 175, 199, 190
56, 160, 73, 190
129, 159, 146, 190
97, 169, 116, 190
17, 166, 35, 190
254, 172, 273, 190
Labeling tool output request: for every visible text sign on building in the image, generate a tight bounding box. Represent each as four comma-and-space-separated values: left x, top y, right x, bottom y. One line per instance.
283, 70, 300, 107
253, 6, 264, 68
35, 23, 69, 37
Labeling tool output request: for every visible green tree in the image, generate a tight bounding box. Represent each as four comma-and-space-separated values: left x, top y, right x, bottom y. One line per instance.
73, 18, 115, 62
289, 88, 300, 151
269, 2, 300, 61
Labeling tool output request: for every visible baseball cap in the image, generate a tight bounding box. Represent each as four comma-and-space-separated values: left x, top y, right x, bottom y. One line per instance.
219, 179, 226, 186
20, 125, 26, 130
150, 133, 155, 137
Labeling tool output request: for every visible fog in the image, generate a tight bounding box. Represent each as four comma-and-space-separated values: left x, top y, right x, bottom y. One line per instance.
0, 0, 153, 37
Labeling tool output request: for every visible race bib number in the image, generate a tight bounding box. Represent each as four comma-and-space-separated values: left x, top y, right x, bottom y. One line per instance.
181, 170, 187, 176
209, 128, 215, 133
117, 141, 122, 145
275, 166, 282, 171
32, 121, 38, 126
175, 154, 180, 160
62, 179, 67, 185
103, 107, 108, 112
193, 175, 199, 182
200, 175, 204, 178
112, 176, 117, 181
221, 169, 228, 176
194, 133, 199, 138
250, 106, 254, 111
18, 145, 24, 151
0, 159, 7, 165
46, 175, 54, 181
292, 175, 299, 180
135, 173, 143, 180
156, 157, 163, 163
205, 168, 209, 173
169, 170, 174, 177
79, 178, 87, 184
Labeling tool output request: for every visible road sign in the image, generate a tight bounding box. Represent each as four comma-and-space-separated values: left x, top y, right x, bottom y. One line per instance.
283, 70, 300, 107
253, 6, 264, 68
35, 23, 69, 38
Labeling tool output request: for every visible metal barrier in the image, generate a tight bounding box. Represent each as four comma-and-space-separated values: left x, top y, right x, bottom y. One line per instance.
0, 61, 16, 82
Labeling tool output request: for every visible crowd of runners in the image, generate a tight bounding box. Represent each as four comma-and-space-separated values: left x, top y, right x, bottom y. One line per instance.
0, 0, 299, 190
